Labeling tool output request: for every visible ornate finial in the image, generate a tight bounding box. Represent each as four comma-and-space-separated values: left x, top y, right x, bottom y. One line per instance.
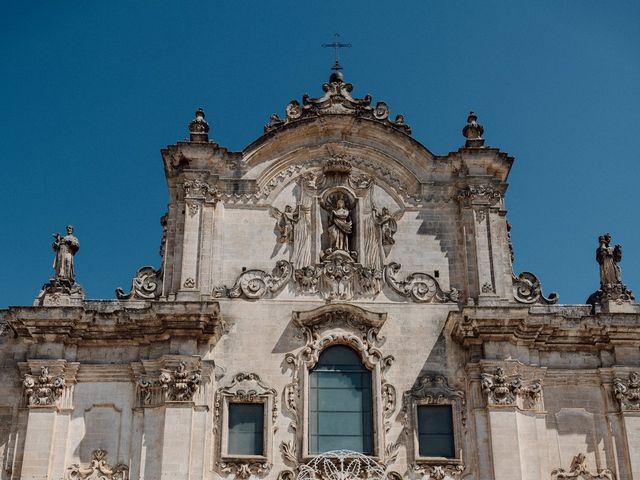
587, 232, 635, 308
189, 107, 210, 142
462, 111, 485, 147
322, 33, 351, 75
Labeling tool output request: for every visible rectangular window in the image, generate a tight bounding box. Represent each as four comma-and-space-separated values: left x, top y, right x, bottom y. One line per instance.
417, 405, 455, 458
228, 403, 264, 456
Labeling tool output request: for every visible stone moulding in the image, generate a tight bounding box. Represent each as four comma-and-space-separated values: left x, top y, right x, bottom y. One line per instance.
213, 260, 293, 300
481, 366, 542, 409
551, 453, 614, 479
115, 265, 162, 300
384, 262, 460, 303
512, 271, 559, 305
67, 449, 128, 480
4, 302, 224, 345
613, 371, 640, 411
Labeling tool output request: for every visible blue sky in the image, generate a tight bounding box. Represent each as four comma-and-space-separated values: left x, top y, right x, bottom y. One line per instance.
1, 1, 639, 307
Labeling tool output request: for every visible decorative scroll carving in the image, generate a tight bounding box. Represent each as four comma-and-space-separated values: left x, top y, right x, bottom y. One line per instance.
67, 449, 128, 480
481, 366, 541, 408
456, 184, 502, 206
512, 271, 559, 305
218, 461, 271, 479
384, 262, 459, 303
115, 266, 162, 300
381, 381, 397, 432
587, 233, 635, 306
23, 365, 65, 406
183, 277, 196, 289
551, 453, 614, 479
298, 450, 388, 480
213, 260, 293, 299
413, 463, 465, 480
264, 71, 411, 135
183, 178, 220, 203
613, 372, 640, 411
158, 360, 201, 401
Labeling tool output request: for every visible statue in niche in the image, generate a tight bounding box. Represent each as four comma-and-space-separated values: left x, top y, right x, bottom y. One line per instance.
53, 225, 79, 282
320, 195, 353, 252
372, 206, 400, 246
597, 233, 622, 288
270, 205, 302, 244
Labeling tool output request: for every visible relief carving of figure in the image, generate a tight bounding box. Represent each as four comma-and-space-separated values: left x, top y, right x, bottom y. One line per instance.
373, 206, 400, 246
320, 195, 353, 252
597, 233, 622, 288
271, 205, 302, 244
53, 225, 80, 282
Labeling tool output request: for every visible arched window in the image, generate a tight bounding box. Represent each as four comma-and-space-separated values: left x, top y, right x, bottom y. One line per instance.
309, 345, 373, 454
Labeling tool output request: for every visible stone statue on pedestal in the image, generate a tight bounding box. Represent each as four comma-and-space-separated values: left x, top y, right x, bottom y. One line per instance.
587, 233, 635, 309
53, 225, 80, 282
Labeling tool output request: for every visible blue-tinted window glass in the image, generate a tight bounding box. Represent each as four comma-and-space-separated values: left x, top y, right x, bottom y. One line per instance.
228, 403, 264, 456
417, 405, 455, 458
309, 345, 373, 454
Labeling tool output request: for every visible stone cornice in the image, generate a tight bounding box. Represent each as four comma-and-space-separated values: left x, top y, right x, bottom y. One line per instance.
449, 305, 640, 350
2, 301, 225, 346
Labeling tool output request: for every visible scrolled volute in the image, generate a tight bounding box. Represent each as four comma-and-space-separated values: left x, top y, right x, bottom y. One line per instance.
384, 262, 460, 303
213, 260, 293, 300
512, 271, 558, 305
115, 266, 162, 300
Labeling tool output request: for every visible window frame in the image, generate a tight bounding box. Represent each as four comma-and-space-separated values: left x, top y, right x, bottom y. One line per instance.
403, 374, 464, 466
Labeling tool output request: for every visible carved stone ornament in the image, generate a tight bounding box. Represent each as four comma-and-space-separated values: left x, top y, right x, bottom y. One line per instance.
462, 111, 485, 148
587, 233, 635, 306
613, 371, 640, 411
218, 461, 270, 479
115, 266, 162, 300
213, 260, 293, 299
384, 262, 460, 303
512, 271, 559, 305
481, 366, 541, 409
67, 449, 128, 480
215, 372, 278, 423
551, 453, 614, 480
150, 360, 201, 402
183, 178, 220, 204
402, 374, 465, 427
264, 71, 411, 135
413, 463, 465, 480
23, 365, 66, 406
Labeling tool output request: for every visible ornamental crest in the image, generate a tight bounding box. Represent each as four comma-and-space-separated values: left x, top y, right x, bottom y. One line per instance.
67, 449, 128, 480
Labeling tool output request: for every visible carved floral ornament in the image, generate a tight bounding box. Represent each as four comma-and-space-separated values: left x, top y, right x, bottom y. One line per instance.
67, 449, 128, 480
280, 305, 398, 470
613, 371, 640, 411
183, 178, 220, 204
137, 360, 201, 405
215, 373, 277, 479
551, 453, 614, 480
264, 72, 412, 135
481, 366, 542, 409
23, 365, 66, 406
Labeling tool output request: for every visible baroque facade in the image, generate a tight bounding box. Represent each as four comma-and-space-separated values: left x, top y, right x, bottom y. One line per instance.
1, 70, 639, 480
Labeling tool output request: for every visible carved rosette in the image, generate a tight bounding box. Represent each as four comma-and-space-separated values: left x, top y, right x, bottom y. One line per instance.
23, 365, 66, 406
481, 366, 542, 409
613, 372, 640, 411
67, 449, 129, 480
264, 73, 411, 135
115, 266, 162, 300
551, 453, 614, 479
384, 262, 459, 303
213, 260, 293, 299
413, 464, 465, 480
155, 361, 201, 402
512, 271, 559, 305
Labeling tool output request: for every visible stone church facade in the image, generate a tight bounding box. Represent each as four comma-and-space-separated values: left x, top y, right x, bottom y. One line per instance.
1, 70, 639, 480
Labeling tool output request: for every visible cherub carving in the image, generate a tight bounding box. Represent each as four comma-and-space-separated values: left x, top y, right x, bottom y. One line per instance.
270, 205, 302, 244
319, 195, 353, 252
372, 206, 401, 246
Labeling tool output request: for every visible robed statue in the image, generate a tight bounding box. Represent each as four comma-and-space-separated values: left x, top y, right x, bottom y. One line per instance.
320, 195, 353, 252
596, 233, 622, 288
53, 225, 80, 282
270, 205, 302, 244
372, 206, 400, 246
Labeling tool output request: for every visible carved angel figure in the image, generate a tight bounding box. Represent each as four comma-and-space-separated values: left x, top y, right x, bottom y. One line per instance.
271, 205, 302, 244
320, 195, 353, 252
372, 206, 400, 246
596, 233, 623, 288
53, 225, 79, 282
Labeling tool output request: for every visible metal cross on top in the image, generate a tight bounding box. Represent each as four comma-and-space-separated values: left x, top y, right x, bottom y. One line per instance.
322, 33, 351, 71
